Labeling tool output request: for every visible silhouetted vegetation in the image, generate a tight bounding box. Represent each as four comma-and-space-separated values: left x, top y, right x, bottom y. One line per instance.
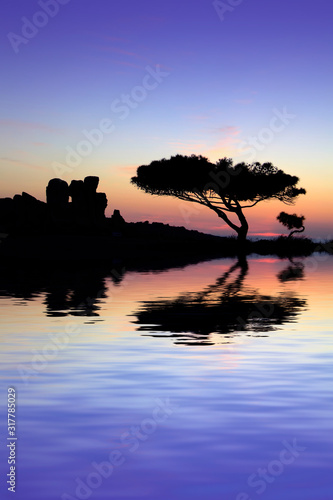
131, 155, 306, 242
0, 175, 332, 266
277, 211, 305, 238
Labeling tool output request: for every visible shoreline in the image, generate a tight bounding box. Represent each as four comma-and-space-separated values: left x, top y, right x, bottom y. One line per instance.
0, 230, 332, 272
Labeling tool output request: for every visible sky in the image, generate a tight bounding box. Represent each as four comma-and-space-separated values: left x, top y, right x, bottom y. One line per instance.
1, 0, 332, 239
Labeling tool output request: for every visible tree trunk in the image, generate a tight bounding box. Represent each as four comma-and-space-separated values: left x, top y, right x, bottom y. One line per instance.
288, 226, 305, 238
214, 205, 248, 243
235, 209, 249, 243
236, 225, 248, 242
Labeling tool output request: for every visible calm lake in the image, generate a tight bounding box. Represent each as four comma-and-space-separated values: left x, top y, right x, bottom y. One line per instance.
0, 254, 332, 500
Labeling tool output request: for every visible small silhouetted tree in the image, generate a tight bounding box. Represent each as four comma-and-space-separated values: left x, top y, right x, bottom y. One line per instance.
277, 212, 305, 238
131, 155, 306, 242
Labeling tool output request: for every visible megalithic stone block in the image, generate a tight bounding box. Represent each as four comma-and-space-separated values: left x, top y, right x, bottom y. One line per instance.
46, 178, 69, 207
96, 193, 108, 218
111, 209, 125, 225
110, 209, 126, 231
69, 180, 84, 204
84, 176, 99, 194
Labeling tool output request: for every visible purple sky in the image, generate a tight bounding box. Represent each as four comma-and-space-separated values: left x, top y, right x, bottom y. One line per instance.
1, 0, 332, 237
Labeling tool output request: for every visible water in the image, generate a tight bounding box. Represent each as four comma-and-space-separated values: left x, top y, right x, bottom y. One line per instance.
0, 255, 332, 500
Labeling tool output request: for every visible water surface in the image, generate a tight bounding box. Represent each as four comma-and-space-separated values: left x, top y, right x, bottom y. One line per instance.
0, 255, 332, 499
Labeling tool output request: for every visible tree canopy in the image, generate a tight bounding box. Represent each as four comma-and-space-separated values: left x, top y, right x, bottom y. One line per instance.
131, 154, 306, 241
277, 211, 306, 238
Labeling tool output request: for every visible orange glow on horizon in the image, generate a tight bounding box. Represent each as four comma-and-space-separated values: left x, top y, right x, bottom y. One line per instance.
1, 159, 332, 240
252, 232, 281, 238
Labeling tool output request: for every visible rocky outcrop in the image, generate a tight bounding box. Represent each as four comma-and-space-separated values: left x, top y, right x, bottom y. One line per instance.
0, 192, 47, 234
0, 176, 115, 235
110, 209, 126, 233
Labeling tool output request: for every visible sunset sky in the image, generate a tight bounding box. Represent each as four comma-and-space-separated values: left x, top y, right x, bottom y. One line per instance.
1, 0, 332, 238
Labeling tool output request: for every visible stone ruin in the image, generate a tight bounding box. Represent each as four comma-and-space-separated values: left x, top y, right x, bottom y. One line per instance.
46, 176, 108, 229
0, 176, 125, 235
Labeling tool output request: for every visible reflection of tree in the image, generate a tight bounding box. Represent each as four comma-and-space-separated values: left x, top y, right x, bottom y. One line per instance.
132, 259, 307, 346
277, 260, 304, 282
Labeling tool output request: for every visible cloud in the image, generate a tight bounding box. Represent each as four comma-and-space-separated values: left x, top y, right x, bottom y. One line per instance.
188, 114, 211, 122
140, 15, 165, 23
167, 140, 206, 153
166, 127, 242, 160
199, 126, 242, 160
112, 60, 143, 69
102, 36, 130, 43
92, 43, 153, 70
115, 165, 138, 176
97, 46, 144, 60
204, 137, 242, 161
217, 126, 241, 136
234, 99, 253, 105
0, 119, 62, 134
252, 232, 281, 238
0, 157, 47, 171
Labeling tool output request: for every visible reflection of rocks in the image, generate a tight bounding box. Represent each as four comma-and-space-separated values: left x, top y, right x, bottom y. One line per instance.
44, 271, 107, 318
0, 266, 117, 320
132, 260, 307, 345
